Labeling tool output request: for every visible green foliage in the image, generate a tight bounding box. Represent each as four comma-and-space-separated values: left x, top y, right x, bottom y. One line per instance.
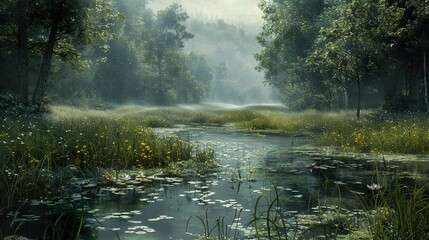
86, 1, 212, 105
308, 0, 404, 117
1, 0, 216, 108
255, 0, 327, 109
256, 0, 428, 113
0, 0, 121, 109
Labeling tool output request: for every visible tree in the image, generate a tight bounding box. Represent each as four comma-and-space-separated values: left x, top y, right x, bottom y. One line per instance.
30, 0, 119, 109
308, 0, 403, 118
186, 51, 213, 99
17, 0, 29, 105
255, 0, 327, 109
0, 0, 119, 111
140, 3, 193, 104
211, 62, 227, 102
406, 0, 429, 111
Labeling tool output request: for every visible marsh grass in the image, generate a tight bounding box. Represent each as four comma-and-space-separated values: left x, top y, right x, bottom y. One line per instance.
16, 105, 429, 147
250, 190, 293, 240
245, 178, 429, 240
220, 107, 429, 155
318, 113, 429, 154
186, 207, 245, 240
360, 172, 429, 239
0, 109, 216, 211
43, 197, 86, 240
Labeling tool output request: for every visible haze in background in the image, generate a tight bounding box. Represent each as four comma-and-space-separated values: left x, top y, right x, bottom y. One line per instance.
149, 0, 263, 32
149, 0, 278, 104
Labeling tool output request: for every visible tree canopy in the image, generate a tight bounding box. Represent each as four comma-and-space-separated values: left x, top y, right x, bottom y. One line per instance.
256, 0, 429, 114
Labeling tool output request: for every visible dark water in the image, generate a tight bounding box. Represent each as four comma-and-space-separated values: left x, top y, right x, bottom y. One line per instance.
2, 126, 429, 239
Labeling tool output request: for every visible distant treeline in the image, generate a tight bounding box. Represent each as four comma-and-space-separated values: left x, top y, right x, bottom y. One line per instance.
0, 0, 275, 112
256, 0, 429, 116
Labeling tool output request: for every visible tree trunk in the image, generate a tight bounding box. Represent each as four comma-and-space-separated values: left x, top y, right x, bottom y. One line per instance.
32, 3, 63, 109
423, 50, 428, 112
357, 80, 361, 119
406, 54, 421, 108
17, 0, 29, 105
155, 57, 165, 105
343, 89, 348, 110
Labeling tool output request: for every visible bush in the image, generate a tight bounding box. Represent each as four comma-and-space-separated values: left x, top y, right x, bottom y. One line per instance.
0, 92, 39, 116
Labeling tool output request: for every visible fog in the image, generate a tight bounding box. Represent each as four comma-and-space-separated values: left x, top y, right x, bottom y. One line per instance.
0, 0, 278, 110
149, 0, 263, 32
148, 0, 276, 104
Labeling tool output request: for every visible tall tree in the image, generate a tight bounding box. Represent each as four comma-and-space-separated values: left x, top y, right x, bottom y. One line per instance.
406, 0, 429, 110
31, 0, 118, 109
255, 0, 327, 109
186, 51, 213, 99
141, 3, 193, 104
308, 0, 403, 118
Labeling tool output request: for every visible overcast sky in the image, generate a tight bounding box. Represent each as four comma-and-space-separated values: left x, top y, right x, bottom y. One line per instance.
149, 0, 263, 29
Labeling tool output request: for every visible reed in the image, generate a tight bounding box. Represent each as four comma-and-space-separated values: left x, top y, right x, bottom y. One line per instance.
363, 175, 429, 239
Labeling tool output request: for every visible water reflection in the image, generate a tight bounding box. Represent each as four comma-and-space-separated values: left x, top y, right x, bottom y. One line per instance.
2, 126, 429, 239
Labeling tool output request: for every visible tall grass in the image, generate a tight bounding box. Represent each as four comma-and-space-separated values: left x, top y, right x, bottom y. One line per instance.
318, 113, 429, 154
250, 191, 292, 239
362, 171, 429, 239
0, 110, 216, 210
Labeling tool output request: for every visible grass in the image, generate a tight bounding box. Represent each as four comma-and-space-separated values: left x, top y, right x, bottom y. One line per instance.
83, 104, 429, 155
0, 107, 217, 211
318, 113, 429, 154
359, 166, 429, 240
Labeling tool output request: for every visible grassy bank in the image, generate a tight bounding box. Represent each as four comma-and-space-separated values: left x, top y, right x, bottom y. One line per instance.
51, 104, 429, 155
0, 109, 216, 210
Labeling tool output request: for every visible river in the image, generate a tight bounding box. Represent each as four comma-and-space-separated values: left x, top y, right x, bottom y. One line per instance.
2, 125, 429, 239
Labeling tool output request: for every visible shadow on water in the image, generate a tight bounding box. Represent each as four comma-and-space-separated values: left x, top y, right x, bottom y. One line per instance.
2, 125, 429, 239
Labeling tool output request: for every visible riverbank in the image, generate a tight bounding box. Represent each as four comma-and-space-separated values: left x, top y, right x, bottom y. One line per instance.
50, 104, 429, 155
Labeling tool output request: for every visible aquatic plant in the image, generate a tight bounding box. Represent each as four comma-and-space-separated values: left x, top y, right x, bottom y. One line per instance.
186, 207, 245, 240
363, 177, 429, 239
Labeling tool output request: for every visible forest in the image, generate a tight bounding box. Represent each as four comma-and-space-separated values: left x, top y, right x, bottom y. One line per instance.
0, 0, 274, 113
256, 0, 429, 117
0, 0, 428, 116
1, 0, 429, 239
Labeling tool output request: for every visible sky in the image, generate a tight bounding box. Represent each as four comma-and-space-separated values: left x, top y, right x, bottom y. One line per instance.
149, 0, 263, 29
